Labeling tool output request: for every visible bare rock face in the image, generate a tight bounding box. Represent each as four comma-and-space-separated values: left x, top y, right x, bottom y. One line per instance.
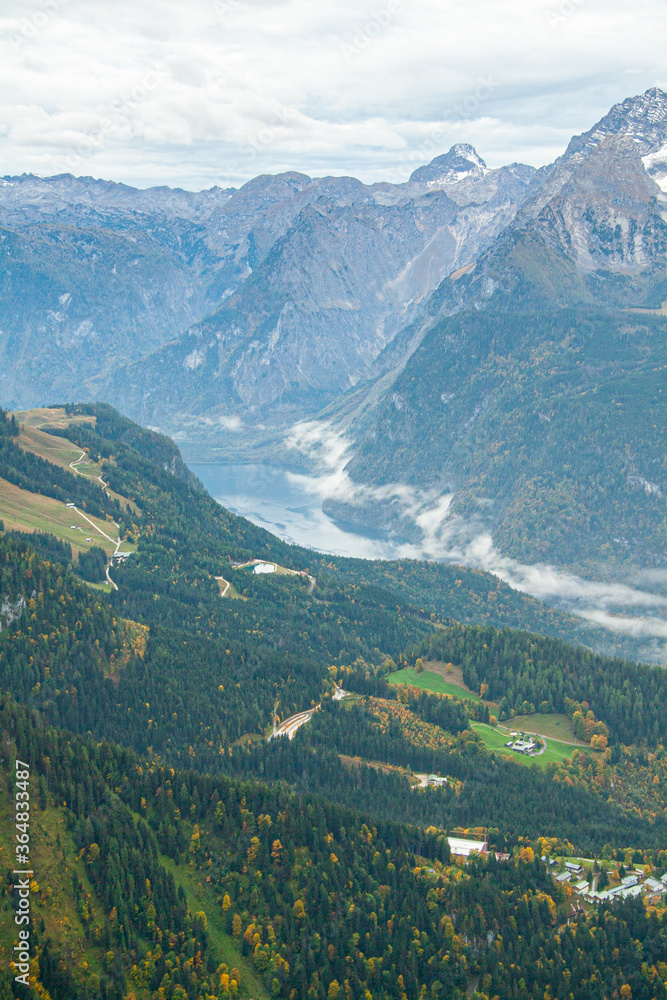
536, 135, 667, 276
564, 86, 667, 161
316, 90, 667, 578
95, 151, 540, 432
0, 150, 538, 426
408, 143, 489, 185
413, 91, 667, 321
2, 87, 666, 450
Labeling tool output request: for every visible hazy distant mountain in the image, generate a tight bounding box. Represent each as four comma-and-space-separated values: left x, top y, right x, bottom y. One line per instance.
0, 169, 350, 408
0, 151, 538, 423
409, 142, 490, 184
98, 154, 539, 432
564, 85, 667, 175
2, 88, 667, 582
425, 134, 667, 321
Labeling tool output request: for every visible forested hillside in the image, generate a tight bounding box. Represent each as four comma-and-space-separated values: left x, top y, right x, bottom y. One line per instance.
2, 694, 667, 1000
3, 402, 667, 998
340, 306, 667, 574
414, 625, 667, 745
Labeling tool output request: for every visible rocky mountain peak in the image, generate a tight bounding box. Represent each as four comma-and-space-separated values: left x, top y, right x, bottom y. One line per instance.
409, 143, 488, 185
530, 134, 666, 277
563, 133, 662, 203
564, 86, 667, 161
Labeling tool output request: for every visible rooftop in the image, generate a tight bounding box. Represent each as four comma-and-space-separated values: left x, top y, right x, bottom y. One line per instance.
448, 837, 487, 858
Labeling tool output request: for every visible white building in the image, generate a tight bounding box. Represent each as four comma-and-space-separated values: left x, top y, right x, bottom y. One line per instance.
448, 837, 487, 858
600, 884, 643, 901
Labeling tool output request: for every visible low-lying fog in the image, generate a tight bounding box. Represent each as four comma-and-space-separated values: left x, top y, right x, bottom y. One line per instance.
188, 420, 667, 665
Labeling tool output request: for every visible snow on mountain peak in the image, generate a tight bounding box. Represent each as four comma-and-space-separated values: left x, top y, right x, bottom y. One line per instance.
564, 86, 667, 162
409, 144, 488, 185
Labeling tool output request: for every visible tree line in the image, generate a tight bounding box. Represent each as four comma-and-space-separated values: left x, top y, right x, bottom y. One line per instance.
415, 624, 667, 745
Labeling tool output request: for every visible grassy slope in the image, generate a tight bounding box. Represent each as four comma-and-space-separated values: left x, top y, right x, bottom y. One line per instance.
159, 853, 271, 1000
387, 667, 485, 704
509, 713, 587, 745
470, 721, 589, 768
15, 412, 139, 512
17, 423, 84, 470
1, 408, 140, 560
0, 772, 108, 990
11, 407, 97, 431
0, 475, 119, 558
0, 763, 269, 1000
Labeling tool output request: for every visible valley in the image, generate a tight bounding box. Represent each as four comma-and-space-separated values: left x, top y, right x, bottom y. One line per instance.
2, 88, 667, 625
2, 401, 667, 999
189, 452, 667, 665
1, 83, 667, 1000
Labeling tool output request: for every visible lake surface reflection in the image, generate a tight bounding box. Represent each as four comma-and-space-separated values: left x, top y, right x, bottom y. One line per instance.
187, 462, 409, 560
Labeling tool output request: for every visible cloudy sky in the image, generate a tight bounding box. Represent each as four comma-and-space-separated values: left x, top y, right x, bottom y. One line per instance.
1, 0, 665, 189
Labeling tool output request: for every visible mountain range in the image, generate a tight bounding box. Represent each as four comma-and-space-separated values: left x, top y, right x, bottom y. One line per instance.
0, 147, 541, 427
1, 86, 667, 578
321, 88, 667, 575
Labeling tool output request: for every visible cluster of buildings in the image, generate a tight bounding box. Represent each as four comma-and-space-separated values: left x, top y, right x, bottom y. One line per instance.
555, 863, 667, 904
504, 734, 539, 755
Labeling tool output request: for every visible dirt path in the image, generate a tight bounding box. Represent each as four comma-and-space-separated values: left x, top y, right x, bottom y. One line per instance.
515, 728, 584, 749
70, 450, 110, 493
68, 450, 127, 590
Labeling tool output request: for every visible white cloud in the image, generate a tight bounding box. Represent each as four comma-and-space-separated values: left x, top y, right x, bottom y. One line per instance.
0, 0, 664, 188
282, 419, 667, 657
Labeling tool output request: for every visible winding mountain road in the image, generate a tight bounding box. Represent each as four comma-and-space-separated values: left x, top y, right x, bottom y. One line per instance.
272, 707, 319, 740
68, 450, 127, 590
